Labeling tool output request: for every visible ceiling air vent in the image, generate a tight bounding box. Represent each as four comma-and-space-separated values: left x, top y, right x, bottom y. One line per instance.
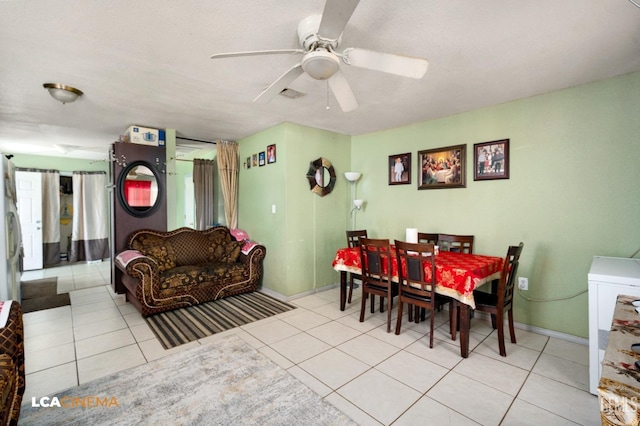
278, 88, 305, 99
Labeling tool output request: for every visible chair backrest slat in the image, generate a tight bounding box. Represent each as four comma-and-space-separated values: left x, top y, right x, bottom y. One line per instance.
417, 232, 438, 245
498, 242, 524, 307
394, 240, 436, 296
346, 230, 368, 248
359, 238, 392, 288
438, 234, 474, 254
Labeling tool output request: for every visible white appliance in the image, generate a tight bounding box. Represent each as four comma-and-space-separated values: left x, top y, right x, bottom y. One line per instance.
588, 256, 640, 394
0, 155, 22, 302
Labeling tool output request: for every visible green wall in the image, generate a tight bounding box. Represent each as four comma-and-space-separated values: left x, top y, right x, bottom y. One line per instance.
236, 71, 639, 338
11, 154, 109, 173
13, 70, 639, 339
350, 71, 640, 338
238, 123, 351, 296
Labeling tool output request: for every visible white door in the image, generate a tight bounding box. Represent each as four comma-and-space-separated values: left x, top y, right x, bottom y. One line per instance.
184, 175, 195, 228
16, 171, 43, 271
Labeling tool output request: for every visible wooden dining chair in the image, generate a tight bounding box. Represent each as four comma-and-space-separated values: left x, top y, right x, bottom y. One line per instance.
359, 238, 397, 333
345, 230, 368, 304
472, 242, 524, 357
394, 240, 449, 348
414, 232, 441, 319
437, 234, 474, 320
417, 232, 439, 245
438, 234, 474, 254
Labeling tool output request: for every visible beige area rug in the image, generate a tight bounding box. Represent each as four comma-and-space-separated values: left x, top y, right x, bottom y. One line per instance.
145, 292, 297, 349
20, 277, 70, 313
19, 334, 355, 425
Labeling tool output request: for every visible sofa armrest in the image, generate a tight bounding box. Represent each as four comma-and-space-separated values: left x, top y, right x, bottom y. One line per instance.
114, 250, 160, 287
238, 243, 266, 265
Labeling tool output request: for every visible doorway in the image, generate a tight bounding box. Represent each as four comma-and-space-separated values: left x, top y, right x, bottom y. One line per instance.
15, 170, 43, 271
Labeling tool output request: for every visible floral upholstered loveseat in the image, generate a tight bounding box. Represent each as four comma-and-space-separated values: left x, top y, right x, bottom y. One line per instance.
115, 226, 266, 317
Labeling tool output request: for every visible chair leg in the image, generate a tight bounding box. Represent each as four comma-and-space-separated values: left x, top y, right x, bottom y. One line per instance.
429, 306, 435, 348
408, 304, 414, 322
347, 276, 354, 304
496, 311, 506, 357
395, 301, 404, 335
490, 313, 497, 329
380, 297, 384, 313
450, 301, 457, 341
508, 308, 517, 343
370, 294, 375, 314
386, 296, 392, 333
359, 290, 367, 323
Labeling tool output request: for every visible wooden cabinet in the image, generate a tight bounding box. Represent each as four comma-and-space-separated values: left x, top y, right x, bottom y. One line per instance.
110, 142, 167, 293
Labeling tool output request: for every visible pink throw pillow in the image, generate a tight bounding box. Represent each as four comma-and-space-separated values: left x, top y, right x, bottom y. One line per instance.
230, 228, 250, 242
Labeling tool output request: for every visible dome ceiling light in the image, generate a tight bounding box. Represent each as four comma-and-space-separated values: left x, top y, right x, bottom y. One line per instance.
43, 83, 83, 104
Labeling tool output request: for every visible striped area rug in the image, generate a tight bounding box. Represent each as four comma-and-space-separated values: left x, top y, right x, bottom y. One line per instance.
145, 292, 296, 349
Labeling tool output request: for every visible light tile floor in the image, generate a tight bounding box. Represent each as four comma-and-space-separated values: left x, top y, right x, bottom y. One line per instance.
21, 263, 600, 425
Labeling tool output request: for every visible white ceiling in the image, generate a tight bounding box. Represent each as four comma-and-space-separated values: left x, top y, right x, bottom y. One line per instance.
1, 0, 639, 160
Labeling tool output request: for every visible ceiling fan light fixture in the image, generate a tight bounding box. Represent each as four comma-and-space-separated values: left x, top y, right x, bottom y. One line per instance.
43, 83, 83, 104
302, 51, 340, 80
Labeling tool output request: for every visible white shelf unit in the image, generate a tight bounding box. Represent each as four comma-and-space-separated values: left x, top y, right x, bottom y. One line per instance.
588, 256, 640, 395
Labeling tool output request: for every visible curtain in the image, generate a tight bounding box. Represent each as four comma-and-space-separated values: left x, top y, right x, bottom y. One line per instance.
70, 171, 109, 262
216, 140, 239, 229
41, 170, 61, 266
193, 159, 215, 230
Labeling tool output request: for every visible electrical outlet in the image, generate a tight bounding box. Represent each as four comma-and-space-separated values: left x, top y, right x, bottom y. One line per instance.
518, 277, 528, 291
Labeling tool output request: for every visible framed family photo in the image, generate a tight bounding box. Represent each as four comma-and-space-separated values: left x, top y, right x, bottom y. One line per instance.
388, 152, 411, 185
473, 139, 509, 180
258, 151, 266, 166
267, 144, 276, 164
418, 144, 466, 190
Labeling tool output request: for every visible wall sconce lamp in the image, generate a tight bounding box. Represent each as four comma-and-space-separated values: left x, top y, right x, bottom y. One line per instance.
43, 83, 83, 104
345, 172, 363, 230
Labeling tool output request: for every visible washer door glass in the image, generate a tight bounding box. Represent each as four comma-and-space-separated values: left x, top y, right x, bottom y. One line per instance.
117, 161, 162, 218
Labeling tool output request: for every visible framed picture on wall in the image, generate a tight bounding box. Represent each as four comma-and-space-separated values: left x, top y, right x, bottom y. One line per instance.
473, 139, 509, 180
267, 144, 276, 164
246, 157, 251, 169
388, 152, 411, 185
418, 144, 466, 189
252, 154, 258, 167
258, 151, 266, 166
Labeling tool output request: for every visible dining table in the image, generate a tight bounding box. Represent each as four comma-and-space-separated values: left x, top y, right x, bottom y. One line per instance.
332, 246, 504, 358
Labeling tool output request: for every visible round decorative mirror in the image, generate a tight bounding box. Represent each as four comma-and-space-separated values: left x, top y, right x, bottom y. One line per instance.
306, 157, 336, 197
117, 161, 162, 217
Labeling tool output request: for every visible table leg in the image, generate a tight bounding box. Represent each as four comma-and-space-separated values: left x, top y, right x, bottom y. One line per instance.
459, 302, 471, 358
340, 271, 347, 311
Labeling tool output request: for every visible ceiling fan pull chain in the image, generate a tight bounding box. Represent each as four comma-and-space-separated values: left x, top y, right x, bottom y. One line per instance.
326, 81, 330, 110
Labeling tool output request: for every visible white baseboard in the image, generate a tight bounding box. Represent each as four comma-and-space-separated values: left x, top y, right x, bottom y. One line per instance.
466, 310, 588, 345
262, 283, 588, 346
258, 283, 338, 302
513, 321, 588, 346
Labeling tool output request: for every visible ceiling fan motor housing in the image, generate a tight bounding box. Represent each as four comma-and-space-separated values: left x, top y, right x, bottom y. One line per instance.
297, 14, 340, 50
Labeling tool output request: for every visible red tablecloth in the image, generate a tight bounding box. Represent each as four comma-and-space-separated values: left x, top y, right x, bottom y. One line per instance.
332, 247, 504, 309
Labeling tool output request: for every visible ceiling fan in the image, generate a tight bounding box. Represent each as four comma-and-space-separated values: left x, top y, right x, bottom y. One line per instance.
210, 0, 428, 112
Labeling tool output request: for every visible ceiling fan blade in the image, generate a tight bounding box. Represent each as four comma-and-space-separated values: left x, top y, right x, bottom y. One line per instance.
343, 48, 428, 79
210, 49, 304, 59
253, 63, 305, 104
328, 69, 358, 112
318, 0, 360, 40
